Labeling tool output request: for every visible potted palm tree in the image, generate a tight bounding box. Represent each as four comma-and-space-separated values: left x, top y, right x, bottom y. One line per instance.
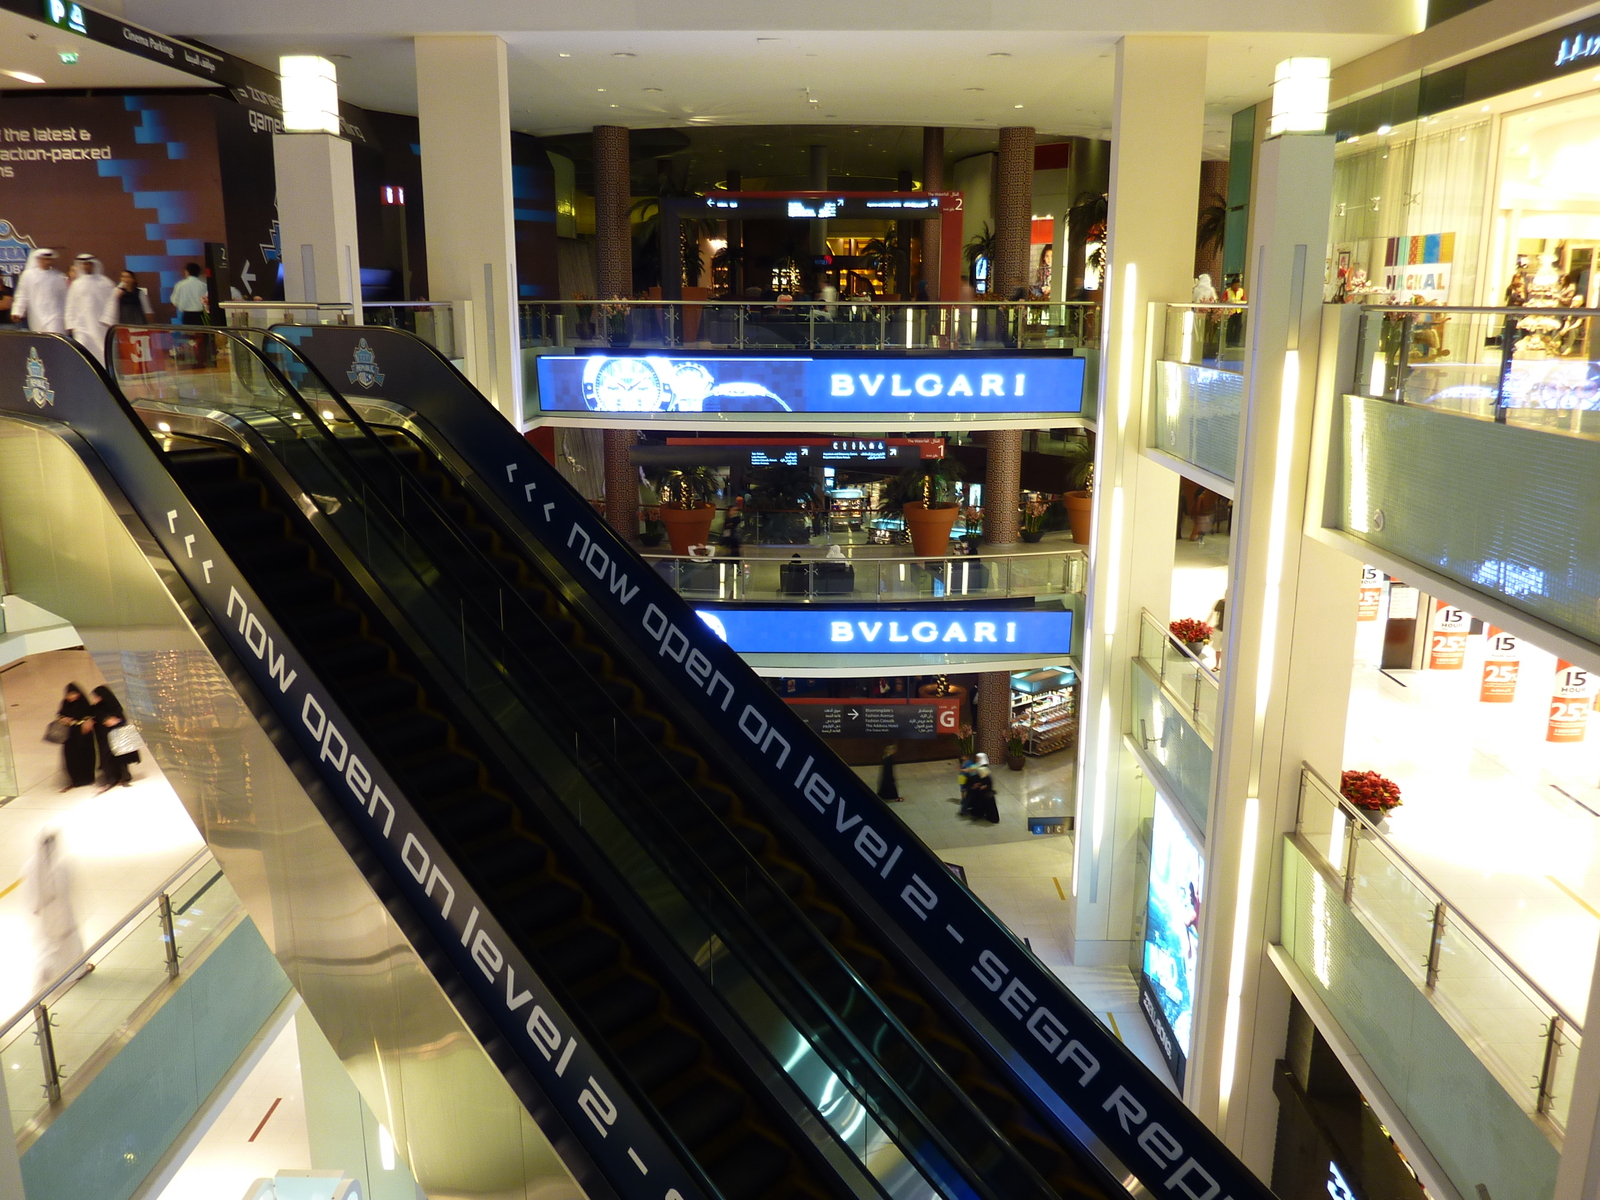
1062, 440, 1095, 545
655, 467, 721, 555
884, 459, 964, 557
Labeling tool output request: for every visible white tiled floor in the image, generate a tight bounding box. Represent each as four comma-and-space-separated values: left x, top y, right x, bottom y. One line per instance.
853, 755, 1171, 1082
155, 1011, 311, 1200
0, 649, 204, 1023
1346, 613, 1600, 1025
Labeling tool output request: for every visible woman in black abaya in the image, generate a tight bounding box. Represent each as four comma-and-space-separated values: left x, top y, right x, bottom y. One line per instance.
54, 683, 96, 790
88, 685, 138, 790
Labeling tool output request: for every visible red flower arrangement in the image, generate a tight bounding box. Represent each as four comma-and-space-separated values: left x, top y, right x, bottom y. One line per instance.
1341, 769, 1402, 815
1169, 618, 1213, 645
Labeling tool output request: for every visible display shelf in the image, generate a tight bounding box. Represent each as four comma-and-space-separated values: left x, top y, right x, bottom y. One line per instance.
1011, 684, 1077, 756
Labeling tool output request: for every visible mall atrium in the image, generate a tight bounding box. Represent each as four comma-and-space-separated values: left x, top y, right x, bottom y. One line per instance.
3, 2, 1600, 1200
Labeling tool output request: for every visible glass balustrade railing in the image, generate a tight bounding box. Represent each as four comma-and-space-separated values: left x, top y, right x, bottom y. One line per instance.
1293, 766, 1579, 1131
1132, 609, 1219, 742
646, 546, 1086, 603
222, 301, 460, 362
519, 299, 1099, 352
2, 851, 238, 1138
1151, 304, 1246, 482
1353, 304, 1600, 440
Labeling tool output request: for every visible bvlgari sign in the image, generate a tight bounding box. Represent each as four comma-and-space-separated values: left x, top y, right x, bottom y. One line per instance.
1556, 29, 1600, 67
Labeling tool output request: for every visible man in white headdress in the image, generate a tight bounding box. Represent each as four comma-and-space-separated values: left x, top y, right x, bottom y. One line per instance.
25, 830, 88, 993
12, 248, 68, 334
65, 254, 115, 362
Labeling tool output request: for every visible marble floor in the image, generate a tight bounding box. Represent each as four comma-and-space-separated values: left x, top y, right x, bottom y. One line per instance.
852, 753, 1172, 1084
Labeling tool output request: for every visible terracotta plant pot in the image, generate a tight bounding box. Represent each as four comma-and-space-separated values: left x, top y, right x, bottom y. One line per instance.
902, 502, 960, 557
661, 504, 715, 555
1006, 752, 1025, 771
1064, 490, 1093, 545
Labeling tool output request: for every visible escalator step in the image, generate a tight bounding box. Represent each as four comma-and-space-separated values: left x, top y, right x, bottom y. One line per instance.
309, 639, 390, 679
425, 791, 508, 841
620, 1026, 701, 1090
334, 673, 418, 716
472, 837, 551, 887
500, 880, 583, 932
539, 927, 622, 982
285, 605, 363, 643
583, 976, 661, 1034
369, 711, 452, 753
704, 1134, 792, 1200
665, 1078, 744, 1148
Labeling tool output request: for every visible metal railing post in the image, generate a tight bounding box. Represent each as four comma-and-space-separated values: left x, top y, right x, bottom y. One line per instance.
807, 305, 816, 350
1343, 819, 1360, 904
34, 1004, 60, 1104
1494, 312, 1517, 422
160, 892, 180, 978
736, 305, 745, 350
1425, 901, 1447, 989
1537, 1016, 1565, 1116
877, 305, 887, 349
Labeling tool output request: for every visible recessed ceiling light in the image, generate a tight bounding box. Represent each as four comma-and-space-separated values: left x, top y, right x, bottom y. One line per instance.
1014, 104, 1024, 109
644, 87, 662, 92
1, 69, 44, 83
558, 52, 571, 58
597, 87, 605, 92
609, 103, 618, 107
1377, 124, 1392, 134
613, 51, 635, 58
989, 52, 1011, 57
965, 87, 984, 92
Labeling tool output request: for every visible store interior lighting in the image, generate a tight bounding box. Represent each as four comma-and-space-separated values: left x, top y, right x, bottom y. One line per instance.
280, 54, 340, 134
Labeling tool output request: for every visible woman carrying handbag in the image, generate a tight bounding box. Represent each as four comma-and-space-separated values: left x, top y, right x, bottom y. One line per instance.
87, 685, 142, 791
50, 682, 96, 791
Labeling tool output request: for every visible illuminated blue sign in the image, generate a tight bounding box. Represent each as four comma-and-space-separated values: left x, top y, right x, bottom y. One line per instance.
536, 353, 1085, 415
694, 607, 1073, 655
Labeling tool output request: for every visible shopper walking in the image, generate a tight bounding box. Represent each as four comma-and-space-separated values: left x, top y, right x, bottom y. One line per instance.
65, 255, 115, 363
876, 743, 902, 802
53, 682, 96, 791
12, 248, 68, 334
88, 685, 139, 790
24, 830, 88, 994
170, 262, 209, 325
107, 269, 155, 326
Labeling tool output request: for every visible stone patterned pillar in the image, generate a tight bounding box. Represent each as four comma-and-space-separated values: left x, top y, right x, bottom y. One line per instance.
594, 125, 638, 539
603, 428, 638, 539
994, 127, 1035, 298
976, 670, 1012, 762
922, 128, 944, 297
982, 428, 1022, 546
593, 125, 632, 300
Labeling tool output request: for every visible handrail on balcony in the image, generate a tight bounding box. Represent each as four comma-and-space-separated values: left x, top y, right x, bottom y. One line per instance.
1, 849, 217, 1038
1133, 609, 1219, 741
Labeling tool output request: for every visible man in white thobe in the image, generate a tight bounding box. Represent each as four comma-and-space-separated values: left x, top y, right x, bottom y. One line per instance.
12, 248, 68, 334
65, 254, 115, 362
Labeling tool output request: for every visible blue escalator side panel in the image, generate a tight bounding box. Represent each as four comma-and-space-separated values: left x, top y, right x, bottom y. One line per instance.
20, 918, 290, 1200
280, 323, 1275, 1200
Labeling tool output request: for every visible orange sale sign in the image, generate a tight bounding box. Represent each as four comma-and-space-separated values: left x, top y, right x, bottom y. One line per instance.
1547, 660, 1593, 743
1479, 627, 1520, 703
1357, 566, 1383, 622
1428, 602, 1470, 670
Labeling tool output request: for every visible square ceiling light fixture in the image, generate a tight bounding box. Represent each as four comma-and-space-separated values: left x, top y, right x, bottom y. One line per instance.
280, 55, 340, 134
1267, 57, 1330, 137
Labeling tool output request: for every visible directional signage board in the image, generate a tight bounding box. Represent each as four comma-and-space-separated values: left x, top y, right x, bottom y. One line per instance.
785, 697, 960, 739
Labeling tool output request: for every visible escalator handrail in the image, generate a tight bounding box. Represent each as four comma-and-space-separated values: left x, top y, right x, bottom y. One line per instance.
0, 329, 711, 1200
280, 324, 1273, 1200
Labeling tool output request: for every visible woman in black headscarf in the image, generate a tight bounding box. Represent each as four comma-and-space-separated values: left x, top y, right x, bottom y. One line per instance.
88, 685, 138, 790
54, 683, 96, 790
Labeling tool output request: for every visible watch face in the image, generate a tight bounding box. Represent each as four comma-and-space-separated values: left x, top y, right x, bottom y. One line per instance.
583, 356, 665, 411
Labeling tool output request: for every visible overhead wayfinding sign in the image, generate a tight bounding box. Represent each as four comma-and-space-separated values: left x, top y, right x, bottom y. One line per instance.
786, 697, 961, 739
696, 607, 1074, 656
536, 353, 1085, 416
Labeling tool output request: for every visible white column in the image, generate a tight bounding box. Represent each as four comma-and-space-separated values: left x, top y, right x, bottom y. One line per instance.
415, 35, 521, 421
274, 132, 362, 319
1556, 945, 1600, 1199
1186, 131, 1354, 1174
1069, 35, 1203, 964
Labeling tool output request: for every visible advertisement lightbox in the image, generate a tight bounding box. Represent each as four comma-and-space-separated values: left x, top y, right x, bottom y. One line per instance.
694, 607, 1074, 656
536, 353, 1085, 416
1140, 793, 1205, 1088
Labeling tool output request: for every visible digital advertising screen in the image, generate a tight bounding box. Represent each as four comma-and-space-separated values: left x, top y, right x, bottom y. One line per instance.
694, 607, 1074, 656
535, 353, 1086, 416
1140, 793, 1205, 1088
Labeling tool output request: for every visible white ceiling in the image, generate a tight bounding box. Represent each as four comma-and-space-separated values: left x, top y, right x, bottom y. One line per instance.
121, 0, 1415, 159
0, 6, 203, 90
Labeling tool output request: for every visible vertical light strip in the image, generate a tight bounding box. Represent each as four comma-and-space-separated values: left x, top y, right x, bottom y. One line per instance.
1252, 346, 1299, 723
1217, 794, 1260, 1114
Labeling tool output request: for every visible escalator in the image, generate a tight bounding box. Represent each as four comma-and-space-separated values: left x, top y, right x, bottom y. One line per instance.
273, 326, 1275, 1200
0, 326, 1144, 1200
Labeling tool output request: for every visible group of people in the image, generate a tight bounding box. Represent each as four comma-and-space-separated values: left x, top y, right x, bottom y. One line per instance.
54, 681, 140, 792
958, 752, 999, 823
5, 249, 212, 363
